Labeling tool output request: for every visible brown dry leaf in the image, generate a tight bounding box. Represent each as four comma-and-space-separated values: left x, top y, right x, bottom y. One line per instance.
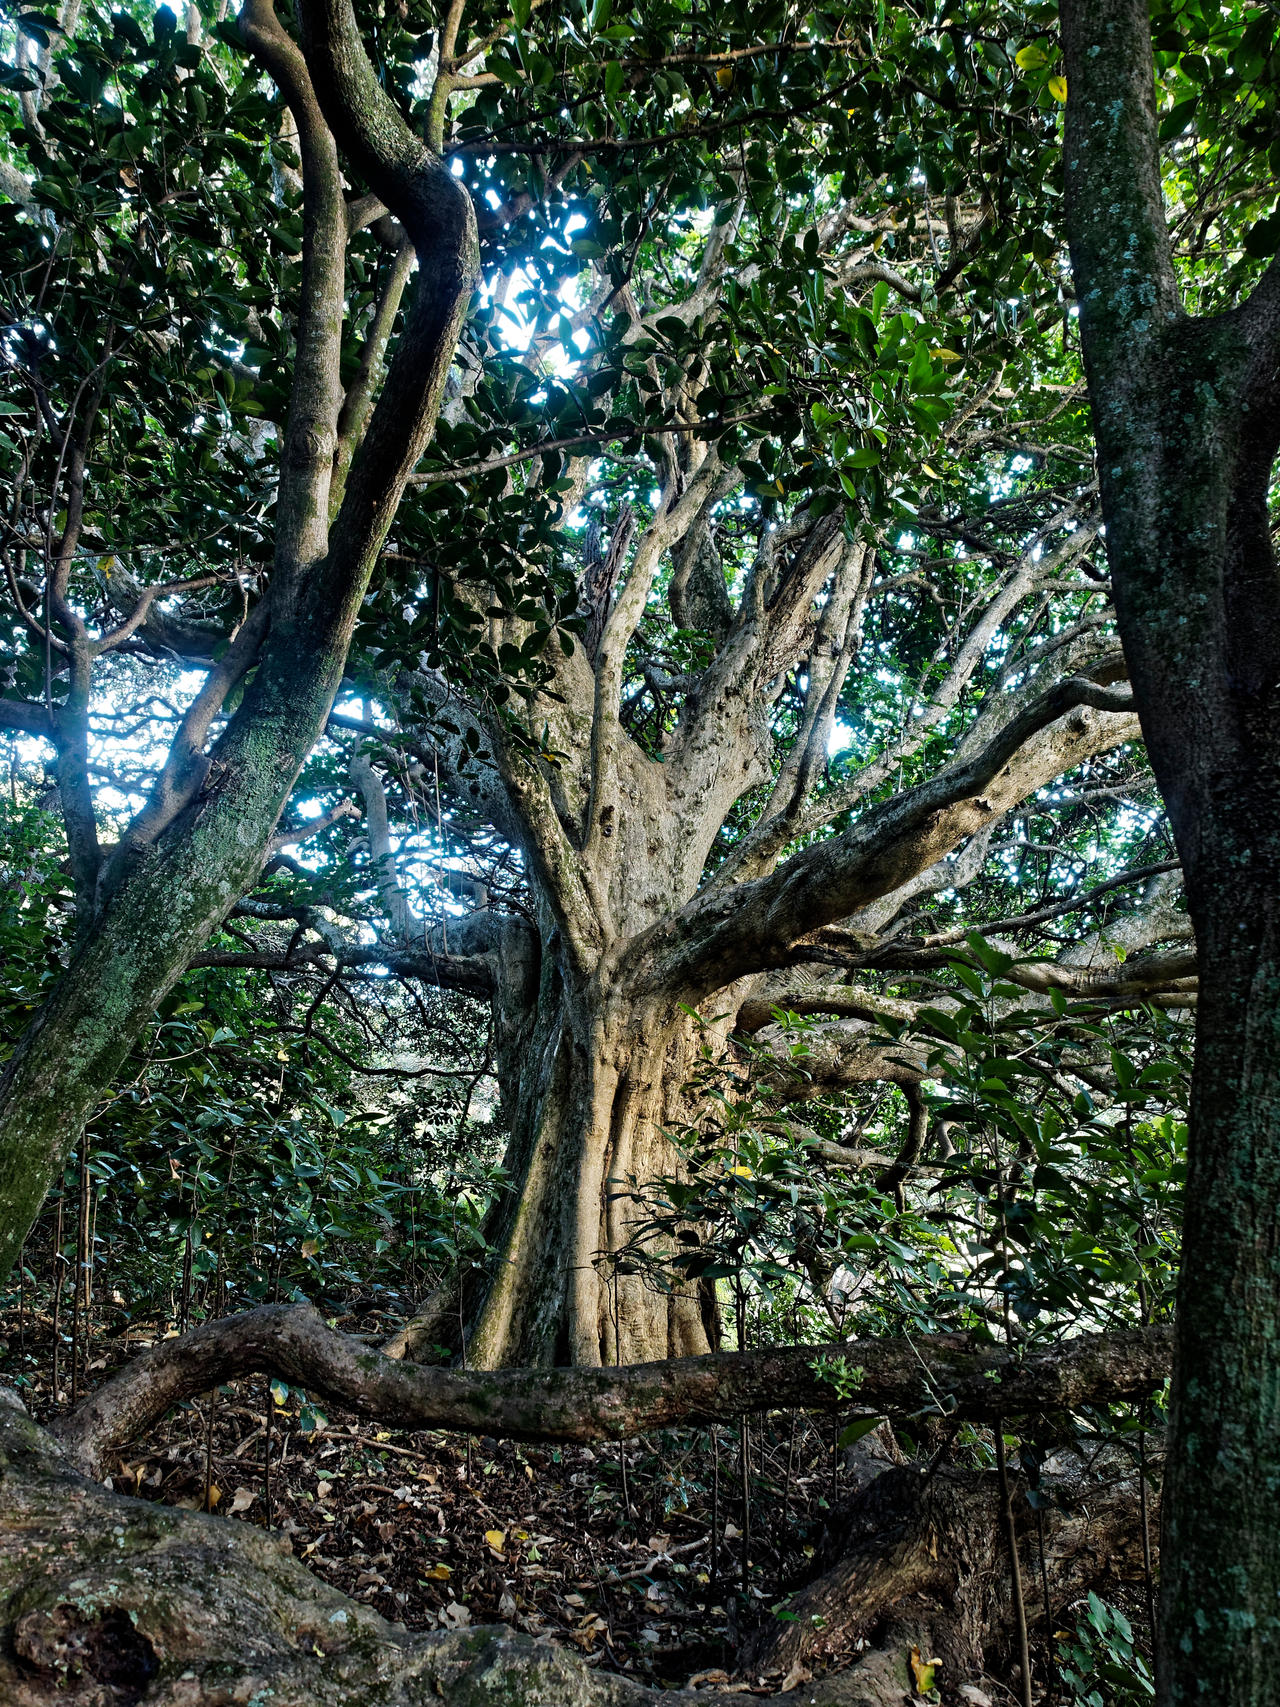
229, 1487, 255, 1515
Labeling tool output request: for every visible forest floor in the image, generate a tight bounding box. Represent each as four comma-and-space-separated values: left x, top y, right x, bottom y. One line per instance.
0, 1294, 877, 1695
0, 1286, 1154, 1704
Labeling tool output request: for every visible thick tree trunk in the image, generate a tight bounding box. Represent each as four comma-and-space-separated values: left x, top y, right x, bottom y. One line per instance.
470, 967, 721, 1369
1062, 4, 1280, 1700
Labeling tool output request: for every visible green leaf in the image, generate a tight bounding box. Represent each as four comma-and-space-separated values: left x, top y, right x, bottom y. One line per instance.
837, 1416, 884, 1449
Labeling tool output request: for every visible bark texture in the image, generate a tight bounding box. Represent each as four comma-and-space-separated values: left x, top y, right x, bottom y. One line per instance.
747, 1437, 1157, 1688
1062, 3, 1280, 1702
51, 1301, 1170, 1479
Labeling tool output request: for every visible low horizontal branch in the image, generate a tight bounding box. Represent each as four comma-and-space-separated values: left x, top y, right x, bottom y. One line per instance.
53, 1301, 1169, 1479
188, 935, 497, 996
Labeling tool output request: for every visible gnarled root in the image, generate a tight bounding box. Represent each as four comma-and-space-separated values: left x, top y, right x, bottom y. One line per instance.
1, 1385, 898, 1707
746, 1435, 1159, 1694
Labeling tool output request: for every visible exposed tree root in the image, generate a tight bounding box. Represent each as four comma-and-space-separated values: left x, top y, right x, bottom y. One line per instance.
745, 1437, 1159, 1691
0, 1386, 989, 1707
51, 1302, 1170, 1479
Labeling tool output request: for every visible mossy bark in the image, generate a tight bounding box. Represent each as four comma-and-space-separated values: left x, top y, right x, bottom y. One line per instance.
1063, 3, 1280, 1700
0, 0, 478, 1287
0, 1382, 918, 1707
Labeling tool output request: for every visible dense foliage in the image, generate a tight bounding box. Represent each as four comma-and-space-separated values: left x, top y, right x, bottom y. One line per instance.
3, 0, 1279, 1696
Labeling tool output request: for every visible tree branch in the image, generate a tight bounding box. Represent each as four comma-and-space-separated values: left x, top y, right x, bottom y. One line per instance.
239, 0, 346, 605
52, 1300, 1170, 1478
634, 678, 1138, 1001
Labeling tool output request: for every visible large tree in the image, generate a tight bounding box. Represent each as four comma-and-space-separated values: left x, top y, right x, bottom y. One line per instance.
1, 0, 1186, 1371
1, 0, 1277, 1696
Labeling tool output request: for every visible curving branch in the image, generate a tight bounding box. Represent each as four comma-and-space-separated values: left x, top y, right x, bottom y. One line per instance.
239, 0, 346, 601
633, 677, 1138, 1001
52, 1299, 1170, 1479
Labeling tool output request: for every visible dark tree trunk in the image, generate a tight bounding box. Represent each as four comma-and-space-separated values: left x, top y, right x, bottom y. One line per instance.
1062, 4, 1280, 1701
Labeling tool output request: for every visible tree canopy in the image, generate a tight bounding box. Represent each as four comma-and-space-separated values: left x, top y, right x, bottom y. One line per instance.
2, 0, 1280, 1701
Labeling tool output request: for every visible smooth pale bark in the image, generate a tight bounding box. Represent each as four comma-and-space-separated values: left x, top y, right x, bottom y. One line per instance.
1062, 3, 1280, 1701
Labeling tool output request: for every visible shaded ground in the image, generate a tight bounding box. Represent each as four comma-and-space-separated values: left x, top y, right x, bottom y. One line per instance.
0, 1295, 852, 1693
0, 1287, 1156, 1702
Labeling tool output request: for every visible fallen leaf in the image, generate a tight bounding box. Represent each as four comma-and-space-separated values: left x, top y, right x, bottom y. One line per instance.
441, 1601, 471, 1628
910, 1646, 940, 1692
423, 1563, 452, 1581
229, 1487, 255, 1515
316, 1481, 333, 1499
484, 1528, 507, 1552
